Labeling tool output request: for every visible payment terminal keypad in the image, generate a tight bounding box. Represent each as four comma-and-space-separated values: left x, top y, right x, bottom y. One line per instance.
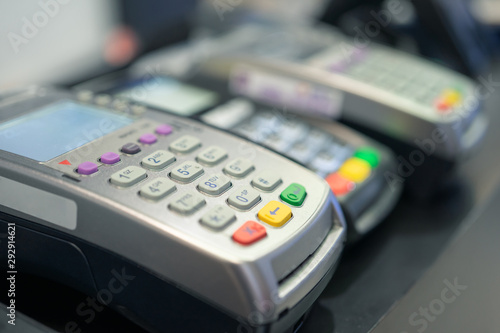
49, 98, 332, 248
202, 100, 382, 198
308, 45, 473, 118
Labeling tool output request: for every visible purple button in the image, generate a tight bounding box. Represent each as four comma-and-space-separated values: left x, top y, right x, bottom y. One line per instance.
77, 162, 98, 175
139, 133, 157, 145
329, 62, 347, 73
353, 48, 367, 61
121, 143, 141, 155
155, 124, 173, 136
100, 152, 120, 165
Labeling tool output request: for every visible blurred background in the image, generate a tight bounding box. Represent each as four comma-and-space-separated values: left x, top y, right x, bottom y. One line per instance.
1, 0, 500, 88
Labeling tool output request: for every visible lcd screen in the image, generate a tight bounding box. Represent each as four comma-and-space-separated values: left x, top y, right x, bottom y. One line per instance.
0, 101, 133, 161
118, 77, 218, 116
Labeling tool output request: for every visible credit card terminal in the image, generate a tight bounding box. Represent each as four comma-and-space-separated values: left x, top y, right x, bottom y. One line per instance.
0, 86, 346, 333
133, 20, 487, 164
74, 71, 402, 243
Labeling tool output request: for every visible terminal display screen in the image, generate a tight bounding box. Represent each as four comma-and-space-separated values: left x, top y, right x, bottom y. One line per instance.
0, 101, 133, 161
118, 77, 218, 116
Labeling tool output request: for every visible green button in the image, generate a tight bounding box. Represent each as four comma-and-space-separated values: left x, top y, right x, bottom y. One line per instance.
354, 148, 380, 168
452, 84, 465, 95
280, 183, 307, 206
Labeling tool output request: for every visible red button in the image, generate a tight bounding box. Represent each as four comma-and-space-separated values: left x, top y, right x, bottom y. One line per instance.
232, 221, 267, 246
326, 172, 356, 196
436, 100, 451, 113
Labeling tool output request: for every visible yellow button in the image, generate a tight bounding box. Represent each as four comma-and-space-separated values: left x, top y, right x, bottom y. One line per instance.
338, 157, 371, 183
258, 201, 292, 227
442, 89, 462, 106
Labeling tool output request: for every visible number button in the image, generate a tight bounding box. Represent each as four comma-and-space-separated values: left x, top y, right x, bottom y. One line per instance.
198, 173, 232, 196
280, 120, 309, 140
307, 129, 331, 148
262, 133, 291, 152
223, 158, 254, 178
309, 150, 342, 175
169, 135, 201, 154
251, 170, 282, 191
140, 177, 176, 201
287, 142, 316, 164
200, 205, 236, 230
169, 191, 206, 215
170, 161, 204, 183
141, 150, 176, 170
110, 166, 147, 187
228, 186, 261, 210
196, 146, 228, 166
